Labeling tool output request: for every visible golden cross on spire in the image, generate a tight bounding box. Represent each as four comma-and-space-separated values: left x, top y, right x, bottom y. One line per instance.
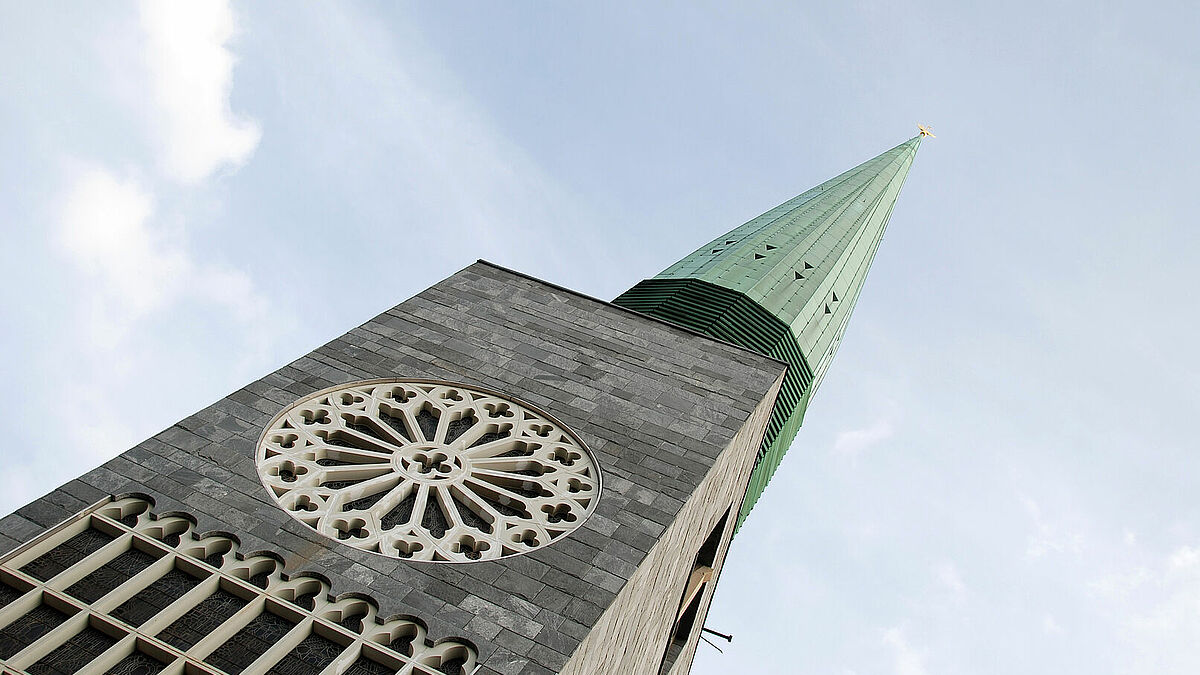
918, 124, 936, 138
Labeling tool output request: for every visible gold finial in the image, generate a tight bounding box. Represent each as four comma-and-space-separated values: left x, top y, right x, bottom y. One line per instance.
918, 124, 936, 138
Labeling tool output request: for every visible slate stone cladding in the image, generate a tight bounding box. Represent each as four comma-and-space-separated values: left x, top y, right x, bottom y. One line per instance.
0, 261, 786, 675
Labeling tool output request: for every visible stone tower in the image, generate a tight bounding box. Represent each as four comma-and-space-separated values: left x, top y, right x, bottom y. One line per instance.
0, 136, 921, 675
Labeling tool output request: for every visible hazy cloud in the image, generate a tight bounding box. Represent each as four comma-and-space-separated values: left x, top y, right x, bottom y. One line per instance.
882, 627, 931, 675
57, 167, 186, 338
56, 165, 267, 344
139, 0, 261, 183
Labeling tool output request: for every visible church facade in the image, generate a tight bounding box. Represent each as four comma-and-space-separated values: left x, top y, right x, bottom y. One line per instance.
0, 135, 922, 675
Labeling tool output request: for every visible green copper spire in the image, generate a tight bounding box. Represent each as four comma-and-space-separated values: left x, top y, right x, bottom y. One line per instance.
614, 135, 922, 527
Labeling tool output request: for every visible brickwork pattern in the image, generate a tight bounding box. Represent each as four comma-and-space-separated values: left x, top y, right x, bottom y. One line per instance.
0, 262, 786, 675
560, 375, 782, 675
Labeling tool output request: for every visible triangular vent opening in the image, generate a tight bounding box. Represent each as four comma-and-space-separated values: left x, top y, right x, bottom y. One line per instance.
725, 239, 737, 245
712, 249, 724, 254
754, 254, 765, 260
824, 304, 833, 315
803, 262, 815, 270
832, 292, 840, 302
765, 245, 777, 251
794, 271, 804, 280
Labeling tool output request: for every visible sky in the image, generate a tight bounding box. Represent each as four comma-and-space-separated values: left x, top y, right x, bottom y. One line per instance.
2, 1, 1199, 673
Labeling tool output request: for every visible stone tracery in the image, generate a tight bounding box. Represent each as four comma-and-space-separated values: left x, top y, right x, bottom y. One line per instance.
257, 379, 600, 562
0, 496, 477, 675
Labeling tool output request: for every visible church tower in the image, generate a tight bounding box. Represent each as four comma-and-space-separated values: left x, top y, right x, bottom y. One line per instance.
0, 135, 922, 675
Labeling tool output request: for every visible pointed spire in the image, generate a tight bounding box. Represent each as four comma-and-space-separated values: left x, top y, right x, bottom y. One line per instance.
614, 136, 922, 526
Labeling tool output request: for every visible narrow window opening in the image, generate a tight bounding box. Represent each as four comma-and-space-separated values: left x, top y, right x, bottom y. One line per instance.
658, 508, 731, 675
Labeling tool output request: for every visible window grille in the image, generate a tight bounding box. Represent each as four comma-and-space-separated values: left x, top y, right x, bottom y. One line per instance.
0, 496, 477, 675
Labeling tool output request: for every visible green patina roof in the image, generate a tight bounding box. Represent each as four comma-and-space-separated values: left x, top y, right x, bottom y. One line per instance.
614, 135, 921, 528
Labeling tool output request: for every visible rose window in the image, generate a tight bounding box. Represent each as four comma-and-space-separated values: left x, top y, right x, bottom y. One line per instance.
256, 379, 600, 562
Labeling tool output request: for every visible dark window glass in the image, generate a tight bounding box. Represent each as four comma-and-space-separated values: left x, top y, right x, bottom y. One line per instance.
0, 603, 70, 659
26, 626, 117, 675
0, 580, 23, 609
203, 609, 296, 674
20, 529, 115, 581
155, 589, 246, 651
265, 632, 345, 675
342, 656, 397, 675
287, 588, 319, 611
434, 655, 468, 675
389, 632, 415, 656
110, 567, 204, 627
104, 651, 166, 675
66, 548, 160, 604
336, 608, 367, 633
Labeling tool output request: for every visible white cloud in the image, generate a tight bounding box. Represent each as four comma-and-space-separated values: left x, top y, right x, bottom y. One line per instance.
1167, 545, 1200, 570
47, 162, 282, 490
834, 418, 895, 458
57, 168, 181, 309
882, 627, 931, 675
56, 165, 269, 345
139, 0, 260, 183
57, 167, 186, 335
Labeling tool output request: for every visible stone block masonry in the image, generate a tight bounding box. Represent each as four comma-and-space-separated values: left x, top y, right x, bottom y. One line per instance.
0, 261, 786, 675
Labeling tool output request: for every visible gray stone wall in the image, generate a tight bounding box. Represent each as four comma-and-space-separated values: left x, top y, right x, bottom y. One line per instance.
0, 261, 786, 675
562, 371, 782, 675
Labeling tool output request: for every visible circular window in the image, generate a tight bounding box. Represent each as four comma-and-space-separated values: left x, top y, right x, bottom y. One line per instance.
256, 379, 600, 562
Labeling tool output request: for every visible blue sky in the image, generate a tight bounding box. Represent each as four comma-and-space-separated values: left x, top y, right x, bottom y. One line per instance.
2, 2, 1199, 673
